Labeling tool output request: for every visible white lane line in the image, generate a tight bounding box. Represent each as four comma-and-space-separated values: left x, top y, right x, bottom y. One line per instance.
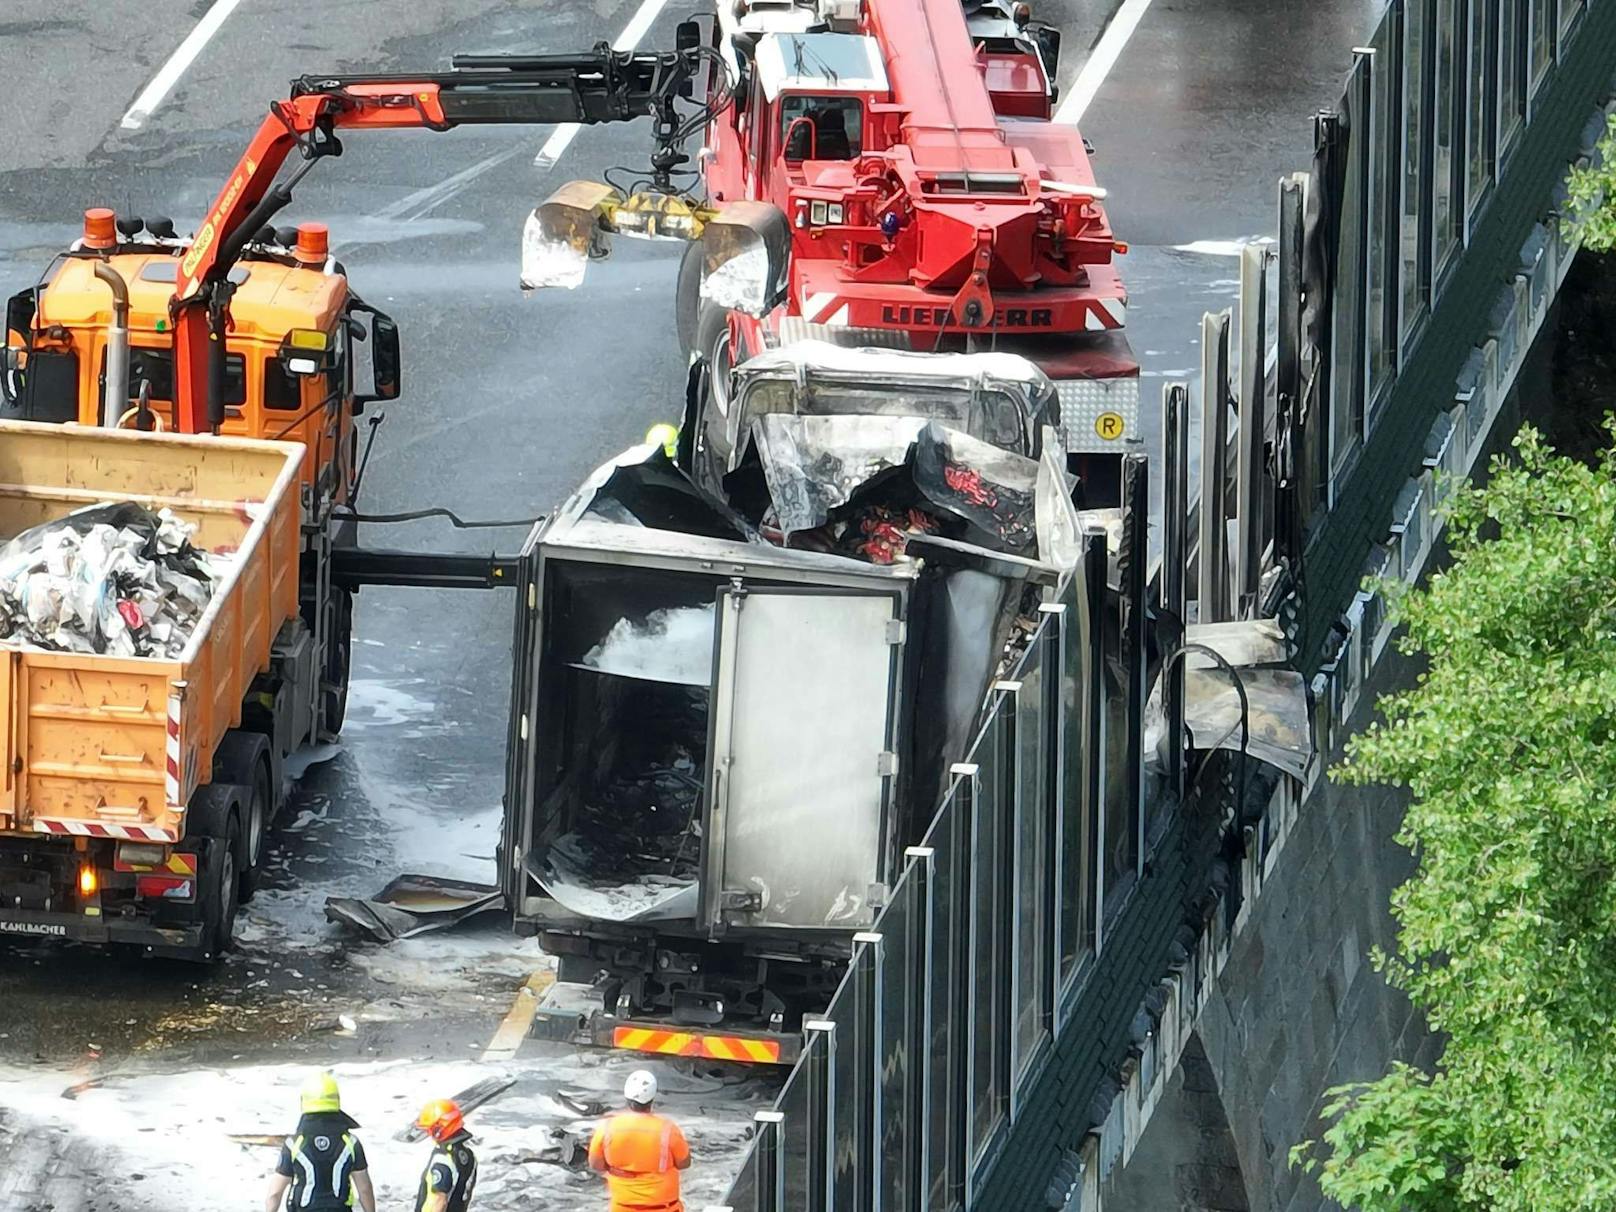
1053, 0, 1155, 128
120, 0, 245, 130
534, 0, 674, 168
374, 145, 531, 224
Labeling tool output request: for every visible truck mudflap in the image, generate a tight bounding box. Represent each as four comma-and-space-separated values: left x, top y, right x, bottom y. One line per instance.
531, 981, 801, 1066
0, 906, 202, 951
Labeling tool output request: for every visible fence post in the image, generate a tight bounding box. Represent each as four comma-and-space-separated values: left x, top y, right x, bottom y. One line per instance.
854, 932, 884, 1212
1236, 242, 1270, 619
1121, 454, 1148, 866
1162, 382, 1189, 799
948, 762, 978, 1208
1197, 309, 1233, 622
755, 1111, 786, 1212
804, 1019, 836, 1212
1276, 173, 1308, 561
1082, 532, 1108, 954
904, 845, 935, 1212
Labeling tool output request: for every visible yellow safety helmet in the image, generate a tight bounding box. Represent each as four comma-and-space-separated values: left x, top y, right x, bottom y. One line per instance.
645, 422, 680, 459
301, 1070, 343, 1115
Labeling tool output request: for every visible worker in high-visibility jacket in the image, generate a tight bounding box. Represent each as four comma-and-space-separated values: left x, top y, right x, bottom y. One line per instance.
588, 1070, 692, 1212
264, 1072, 377, 1212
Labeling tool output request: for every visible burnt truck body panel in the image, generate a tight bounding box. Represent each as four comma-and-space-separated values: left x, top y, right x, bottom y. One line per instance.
500, 450, 1047, 1031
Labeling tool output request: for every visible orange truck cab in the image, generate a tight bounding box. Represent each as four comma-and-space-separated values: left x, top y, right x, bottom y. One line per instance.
1, 210, 400, 509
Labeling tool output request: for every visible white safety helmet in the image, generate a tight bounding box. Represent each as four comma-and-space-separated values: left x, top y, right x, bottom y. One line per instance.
624, 1069, 659, 1106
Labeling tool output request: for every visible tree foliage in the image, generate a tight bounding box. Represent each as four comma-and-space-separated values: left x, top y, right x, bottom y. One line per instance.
1566, 114, 1616, 251
1295, 427, 1616, 1210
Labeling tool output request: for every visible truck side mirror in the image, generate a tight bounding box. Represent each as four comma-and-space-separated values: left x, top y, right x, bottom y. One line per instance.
367, 313, 401, 403
1033, 24, 1062, 80
5, 287, 36, 345
3, 287, 37, 408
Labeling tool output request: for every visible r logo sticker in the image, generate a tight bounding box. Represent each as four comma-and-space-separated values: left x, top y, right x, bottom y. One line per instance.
1095, 412, 1126, 441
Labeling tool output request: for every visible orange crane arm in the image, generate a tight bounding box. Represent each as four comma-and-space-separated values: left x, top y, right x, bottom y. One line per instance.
170, 48, 715, 433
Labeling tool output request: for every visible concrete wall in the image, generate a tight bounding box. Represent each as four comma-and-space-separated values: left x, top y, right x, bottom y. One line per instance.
1194, 649, 1428, 1212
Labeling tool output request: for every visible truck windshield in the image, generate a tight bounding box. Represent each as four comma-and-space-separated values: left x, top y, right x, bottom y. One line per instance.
742, 378, 1027, 451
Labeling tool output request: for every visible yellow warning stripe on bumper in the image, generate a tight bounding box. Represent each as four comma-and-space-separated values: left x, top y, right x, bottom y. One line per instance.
612, 1026, 782, 1064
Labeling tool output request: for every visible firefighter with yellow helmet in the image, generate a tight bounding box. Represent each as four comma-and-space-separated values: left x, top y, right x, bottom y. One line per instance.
645, 423, 680, 460
263, 1071, 377, 1212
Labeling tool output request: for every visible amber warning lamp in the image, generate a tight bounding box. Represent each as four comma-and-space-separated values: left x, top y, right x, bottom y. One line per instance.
82, 208, 117, 251
293, 222, 330, 265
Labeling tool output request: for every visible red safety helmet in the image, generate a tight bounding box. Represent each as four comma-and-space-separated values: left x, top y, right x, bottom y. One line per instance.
417, 1099, 465, 1143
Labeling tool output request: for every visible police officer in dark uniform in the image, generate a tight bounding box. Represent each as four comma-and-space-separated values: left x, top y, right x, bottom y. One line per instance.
414, 1099, 479, 1212
264, 1072, 377, 1212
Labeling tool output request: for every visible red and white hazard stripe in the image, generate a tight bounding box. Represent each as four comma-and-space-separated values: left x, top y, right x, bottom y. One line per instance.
1085, 296, 1127, 330
798, 290, 851, 327
165, 689, 183, 809
33, 818, 178, 842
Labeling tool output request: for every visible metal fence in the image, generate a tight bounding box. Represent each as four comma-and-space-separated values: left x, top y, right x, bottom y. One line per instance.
706, 498, 1166, 1211
1302, 0, 1600, 519
702, 0, 1614, 1207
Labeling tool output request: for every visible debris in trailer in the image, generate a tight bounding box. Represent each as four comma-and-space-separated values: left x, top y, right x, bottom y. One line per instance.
537, 684, 705, 924
0, 502, 229, 657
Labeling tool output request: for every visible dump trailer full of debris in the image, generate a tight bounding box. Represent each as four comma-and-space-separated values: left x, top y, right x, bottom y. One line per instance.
0, 502, 228, 658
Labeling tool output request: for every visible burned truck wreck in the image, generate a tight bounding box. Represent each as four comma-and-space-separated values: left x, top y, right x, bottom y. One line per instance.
500, 347, 1082, 1060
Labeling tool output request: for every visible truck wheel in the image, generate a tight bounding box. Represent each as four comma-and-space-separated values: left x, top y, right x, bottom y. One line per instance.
675, 241, 705, 355
180, 826, 239, 964
320, 588, 353, 741
216, 732, 273, 902
207, 825, 242, 959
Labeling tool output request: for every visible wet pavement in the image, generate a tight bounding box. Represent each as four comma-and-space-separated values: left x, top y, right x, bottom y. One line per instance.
0, 0, 1386, 1205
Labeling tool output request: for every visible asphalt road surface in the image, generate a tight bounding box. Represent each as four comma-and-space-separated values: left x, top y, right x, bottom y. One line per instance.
0, 1, 1380, 1207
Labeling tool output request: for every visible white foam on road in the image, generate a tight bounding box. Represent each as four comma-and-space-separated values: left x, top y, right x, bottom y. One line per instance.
1172, 236, 1276, 257
0, 1054, 765, 1212
1053, 0, 1156, 127
120, 0, 245, 130
534, 0, 675, 168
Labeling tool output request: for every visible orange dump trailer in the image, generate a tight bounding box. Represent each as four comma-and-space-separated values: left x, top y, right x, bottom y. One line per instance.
0, 420, 319, 960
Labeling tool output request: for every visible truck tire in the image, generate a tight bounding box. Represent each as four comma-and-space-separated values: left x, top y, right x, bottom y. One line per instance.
216, 732, 274, 902
676, 241, 705, 355
200, 824, 241, 961
320, 588, 353, 742
175, 799, 241, 964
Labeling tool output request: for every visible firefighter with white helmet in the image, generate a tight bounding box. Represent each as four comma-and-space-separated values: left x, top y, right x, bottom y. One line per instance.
588, 1068, 692, 1211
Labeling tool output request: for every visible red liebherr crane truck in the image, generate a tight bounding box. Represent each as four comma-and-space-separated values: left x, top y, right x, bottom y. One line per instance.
694, 0, 1139, 492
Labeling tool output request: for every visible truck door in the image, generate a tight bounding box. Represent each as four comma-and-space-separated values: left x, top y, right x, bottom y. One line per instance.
702, 585, 902, 933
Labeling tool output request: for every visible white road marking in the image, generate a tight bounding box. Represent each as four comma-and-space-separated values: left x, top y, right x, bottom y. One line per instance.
120, 0, 245, 130
533, 0, 675, 168
1053, 0, 1155, 128
373, 145, 531, 225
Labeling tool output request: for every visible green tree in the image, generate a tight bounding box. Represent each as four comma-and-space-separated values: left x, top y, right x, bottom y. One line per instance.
1293, 427, 1616, 1210
1566, 114, 1616, 251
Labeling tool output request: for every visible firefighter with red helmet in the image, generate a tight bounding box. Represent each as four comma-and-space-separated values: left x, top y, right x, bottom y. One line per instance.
414, 1100, 479, 1212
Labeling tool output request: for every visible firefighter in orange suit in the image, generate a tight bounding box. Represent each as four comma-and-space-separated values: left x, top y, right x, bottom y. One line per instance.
588, 1070, 692, 1212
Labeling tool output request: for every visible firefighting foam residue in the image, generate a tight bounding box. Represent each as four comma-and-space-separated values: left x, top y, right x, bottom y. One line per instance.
579, 605, 716, 686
